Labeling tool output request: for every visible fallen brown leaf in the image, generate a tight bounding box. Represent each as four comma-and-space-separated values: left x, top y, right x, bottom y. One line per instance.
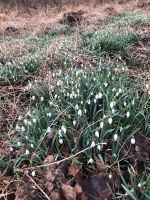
94, 156, 110, 172
77, 173, 110, 200
68, 164, 82, 177
62, 184, 77, 200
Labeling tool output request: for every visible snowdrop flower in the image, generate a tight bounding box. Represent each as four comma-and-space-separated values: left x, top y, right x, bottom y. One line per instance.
32, 96, 35, 101
126, 111, 130, 118
119, 88, 122, 94
108, 118, 113, 125
120, 127, 123, 132
145, 84, 149, 89
112, 88, 116, 92
116, 92, 119, 97
95, 94, 99, 99
17, 141, 21, 146
112, 109, 115, 114
47, 112, 52, 117
25, 149, 30, 155
94, 99, 97, 103
131, 138, 135, 144
84, 109, 87, 114
123, 101, 127, 107
28, 82, 32, 89
54, 94, 57, 99
49, 101, 53, 106
91, 141, 96, 147
98, 92, 103, 99
21, 126, 25, 132
88, 158, 94, 164
104, 82, 108, 87
31, 171, 36, 177
113, 134, 118, 141
110, 101, 114, 109
138, 183, 142, 188
15, 125, 20, 132
40, 96, 44, 102
46, 127, 51, 133
97, 145, 101, 151
73, 120, 76, 126
75, 104, 79, 110
30, 144, 34, 148
28, 121, 32, 126
95, 131, 99, 138
100, 121, 104, 129
24, 119, 28, 125
78, 109, 82, 116
10, 147, 13, 152
59, 138, 63, 144
132, 99, 135, 105
109, 174, 112, 179
32, 118, 36, 123
87, 99, 91, 105
61, 125, 66, 134
18, 115, 23, 121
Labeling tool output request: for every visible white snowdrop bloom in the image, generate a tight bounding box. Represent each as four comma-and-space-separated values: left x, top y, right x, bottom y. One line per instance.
47, 112, 52, 117
70, 94, 73, 99
119, 88, 122, 94
116, 92, 119, 97
49, 101, 53, 106
15, 125, 20, 132
24, 119, 28, 125
78, 109, 82, 116
104, 82, 108, 87
32, 96, 35, 101
40, 96, 44, 101
10, 147, 13, 152
28, 121, 32, 126
132, 99, 135, 105
145, 84, 149, 89
46, 127, 51, 133
108, 118, 113, 125
112, 76, 115, 80
100, 121, 104, 129
59, 138, 63, 144
138, 183, 142, 188
113, 134, 118, 141
81, 101, 83, 105
97, 145, 101, 151
84, 109, 87, 114
131, 138, 135, 144
112, 109, 115, 114
110, 101, 114, 109
126, 111, 130, 118
123, 101, 127, 107
95, 131, 99, 138
75, 104, 79, 110
28, 82, 32, 89
32, 118, 36, 123
17, 141, 21, 146
98, 92, 103, 99
54, 94, 57, 99
109, 174, 112, 179
52, 73, 55, 77
113, 153, 117, 157
18, 115, 23, 121
120, 127, 123, 132
73, 120, 76, 126
77, 89, 80, 94
91, 141, 96, 147
31, 171, 36, 177
87, 99, 91, 105
112, 88, 116, 92
95, 94, 99, 99
74, 94, 77, 98
21, 126, 25, 132
94, 98, 97, 103
25, 149, 30, 155
88, 158, 94, 164
31, 144, 34, 148
61, 125, 67, 134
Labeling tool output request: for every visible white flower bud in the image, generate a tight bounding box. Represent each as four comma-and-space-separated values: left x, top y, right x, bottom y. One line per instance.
108, 118, 113, 125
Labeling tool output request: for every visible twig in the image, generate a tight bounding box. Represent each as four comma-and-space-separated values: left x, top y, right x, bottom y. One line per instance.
26, 174, 51, 200
27, 142, 107, 169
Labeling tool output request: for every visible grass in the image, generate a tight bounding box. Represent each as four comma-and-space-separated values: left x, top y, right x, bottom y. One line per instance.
0, 11, 150, 199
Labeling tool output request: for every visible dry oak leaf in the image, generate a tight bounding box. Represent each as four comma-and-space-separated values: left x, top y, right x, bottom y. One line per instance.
94, 156, 110, 172
62, 184, 77, 200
